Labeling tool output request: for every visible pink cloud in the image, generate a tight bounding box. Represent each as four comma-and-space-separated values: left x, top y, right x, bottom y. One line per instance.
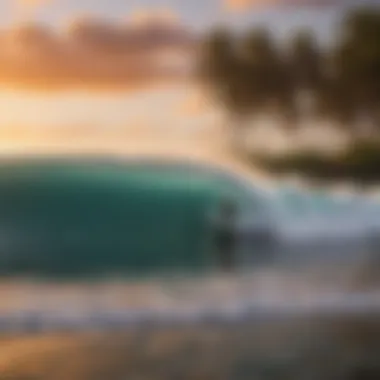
224, 0, 345, 12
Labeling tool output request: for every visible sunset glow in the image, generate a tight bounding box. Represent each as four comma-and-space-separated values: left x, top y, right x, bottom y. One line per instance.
0, 0, 368, 151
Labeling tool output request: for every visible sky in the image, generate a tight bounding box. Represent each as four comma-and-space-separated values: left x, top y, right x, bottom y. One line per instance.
1, 0, 378, 91
4, 1, 378, 31
1, 0, 370, 38
0, 0, 378, 131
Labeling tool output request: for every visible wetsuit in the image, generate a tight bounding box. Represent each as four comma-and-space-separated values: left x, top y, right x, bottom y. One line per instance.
214, 214, 236, 272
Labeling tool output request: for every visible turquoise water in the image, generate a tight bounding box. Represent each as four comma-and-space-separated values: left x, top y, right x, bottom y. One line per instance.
0, 157, 379, 278
0, 158, 262, 278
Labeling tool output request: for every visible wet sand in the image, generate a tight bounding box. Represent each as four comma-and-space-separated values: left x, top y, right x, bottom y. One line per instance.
0, 315, 379, 380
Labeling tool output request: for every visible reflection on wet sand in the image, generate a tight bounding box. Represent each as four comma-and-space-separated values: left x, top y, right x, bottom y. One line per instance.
0, 316, 379, 380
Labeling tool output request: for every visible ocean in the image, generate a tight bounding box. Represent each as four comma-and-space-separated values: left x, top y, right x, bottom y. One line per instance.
0, 157, 379, 379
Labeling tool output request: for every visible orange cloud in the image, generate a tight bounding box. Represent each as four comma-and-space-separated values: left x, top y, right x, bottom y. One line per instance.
12, 0, 53, 24
225, 0, 272, 12
0, 14, 196, 91
128, 7, 180, 27
176, 92, 207, 116
15, 0, 50, 6
13, 0, 52, 15
224, 0, 342, 12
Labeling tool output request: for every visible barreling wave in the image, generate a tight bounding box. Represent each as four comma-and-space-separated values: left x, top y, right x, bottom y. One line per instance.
0, 157, 377, 332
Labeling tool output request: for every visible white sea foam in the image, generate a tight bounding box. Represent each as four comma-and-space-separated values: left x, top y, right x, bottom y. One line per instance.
0, 265, 378, 333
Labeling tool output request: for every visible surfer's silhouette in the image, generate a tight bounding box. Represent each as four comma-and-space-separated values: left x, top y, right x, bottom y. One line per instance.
214, 200, 237, 273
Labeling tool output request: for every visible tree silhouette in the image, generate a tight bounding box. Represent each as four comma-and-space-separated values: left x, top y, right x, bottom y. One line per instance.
198, 6, 380, 145
333, 7, 380, 135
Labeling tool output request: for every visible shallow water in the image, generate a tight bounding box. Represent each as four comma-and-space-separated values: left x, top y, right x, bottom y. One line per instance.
0, 264, 378, 332
0, 315, 379, 380
0, 270, 379, 380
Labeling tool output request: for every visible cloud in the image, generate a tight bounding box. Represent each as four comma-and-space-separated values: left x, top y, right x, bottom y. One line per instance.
128, 7, 180, 27
13, 0, 52, 16
0, 12, 196, 91
12, 0, 53, 25
224, 0, 346, 12
225, 0, 273, 12
15, 0, 50, 7
176, 91, 208, 116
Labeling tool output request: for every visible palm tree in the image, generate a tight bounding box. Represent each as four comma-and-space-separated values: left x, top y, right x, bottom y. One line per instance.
287, 30, 324, 124
332, 7, 380, 136
198, 27, 259, 152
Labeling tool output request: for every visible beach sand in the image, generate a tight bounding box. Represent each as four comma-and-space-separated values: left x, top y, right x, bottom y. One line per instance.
0, 316, 379, 380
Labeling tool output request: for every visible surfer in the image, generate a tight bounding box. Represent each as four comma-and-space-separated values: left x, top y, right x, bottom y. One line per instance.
214, 200, 237, 273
